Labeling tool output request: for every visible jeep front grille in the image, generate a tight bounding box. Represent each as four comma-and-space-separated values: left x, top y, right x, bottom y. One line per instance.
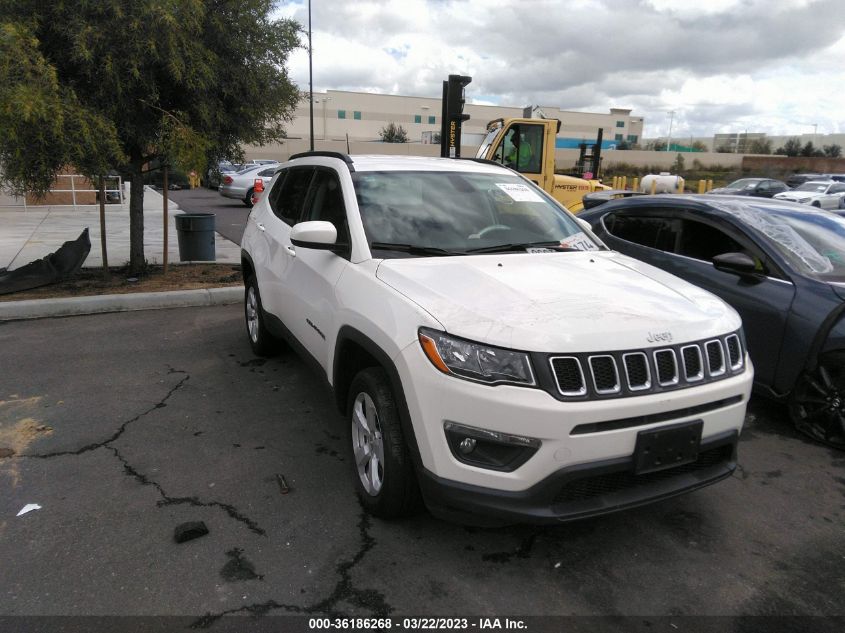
548, 332, 744, 400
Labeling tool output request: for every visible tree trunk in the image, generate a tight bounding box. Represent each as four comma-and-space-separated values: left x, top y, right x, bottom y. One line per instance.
129, 159, 145, 273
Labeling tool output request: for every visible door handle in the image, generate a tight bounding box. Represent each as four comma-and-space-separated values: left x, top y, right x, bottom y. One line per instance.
285, 245, 296, 257
255, 222, 266, 232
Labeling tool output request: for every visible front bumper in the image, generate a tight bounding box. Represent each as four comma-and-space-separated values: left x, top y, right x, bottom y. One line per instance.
418, 429, 737, 525
396, 342, 753, 520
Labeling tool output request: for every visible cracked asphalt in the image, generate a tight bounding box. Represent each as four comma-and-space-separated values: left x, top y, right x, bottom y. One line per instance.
1, 304, 844, 626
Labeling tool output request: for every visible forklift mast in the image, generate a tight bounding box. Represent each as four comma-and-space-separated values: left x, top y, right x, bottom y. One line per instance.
575, 129, 603, 179
439, 74, 472, 158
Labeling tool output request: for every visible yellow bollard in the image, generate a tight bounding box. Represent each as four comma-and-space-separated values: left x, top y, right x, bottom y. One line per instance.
650, 179, 657, 195
698, 179, 705, 194
707, 179, 713, 192
621, 176, 627, 190
613, 176, 619, 189
632, 177, 639, 192
677, 178, 684, 194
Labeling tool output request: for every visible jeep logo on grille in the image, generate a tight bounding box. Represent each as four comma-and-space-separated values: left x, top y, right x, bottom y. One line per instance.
647, 331, 673, 343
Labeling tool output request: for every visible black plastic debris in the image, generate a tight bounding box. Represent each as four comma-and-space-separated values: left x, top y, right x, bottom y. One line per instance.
0, 228, 91, 295
174, 521, 209, 543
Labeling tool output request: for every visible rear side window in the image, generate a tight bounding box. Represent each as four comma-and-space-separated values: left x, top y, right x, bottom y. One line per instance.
269, 167, 314, 225
606, 214, 680, 251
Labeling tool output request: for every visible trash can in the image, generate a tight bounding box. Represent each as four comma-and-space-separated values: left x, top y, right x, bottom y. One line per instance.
175, 213, 216, 261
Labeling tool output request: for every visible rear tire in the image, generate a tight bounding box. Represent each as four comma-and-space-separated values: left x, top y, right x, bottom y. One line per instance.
244, 275, 281, 357
788, 351, 845, 449
243, 187, 255, 207
347, 367, 420, 518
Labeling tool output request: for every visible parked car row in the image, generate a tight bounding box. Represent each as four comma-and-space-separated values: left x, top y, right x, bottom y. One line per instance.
707, 177, 845, 210
219, 162, 281, 206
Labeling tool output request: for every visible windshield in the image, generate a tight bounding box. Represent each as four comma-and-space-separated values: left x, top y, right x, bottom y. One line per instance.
475, 127, 502, 159
724, 204, 845, 280
795, 182, 830, 193
726, 179, 760, 190
352, 170, 601, 256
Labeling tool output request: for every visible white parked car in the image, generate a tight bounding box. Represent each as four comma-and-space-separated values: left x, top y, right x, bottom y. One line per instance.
774, 181, 845, 209
240, 152, 753, 525
219, 163, 280, 207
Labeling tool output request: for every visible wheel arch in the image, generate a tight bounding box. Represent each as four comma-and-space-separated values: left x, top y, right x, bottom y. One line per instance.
333, 326, 423, 466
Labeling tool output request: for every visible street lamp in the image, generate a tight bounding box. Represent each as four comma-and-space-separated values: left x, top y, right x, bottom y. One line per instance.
666, 110, 675, 152
316, 96, 332, 140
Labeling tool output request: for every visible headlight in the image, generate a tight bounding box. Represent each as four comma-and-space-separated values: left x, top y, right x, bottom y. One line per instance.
418, 328, 536, 387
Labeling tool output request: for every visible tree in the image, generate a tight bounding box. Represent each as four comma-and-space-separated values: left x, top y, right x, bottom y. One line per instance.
380, 122, 408, 143
690, 140, 708, 152
823, 144, 842, 158
775, 137, 802, 156
747, 138, 772, 154
645, 140, 667, 151
801, 142, 823, 157
671, 153, 685, 174
0, 1, 300, 273
715, 144, 734, 153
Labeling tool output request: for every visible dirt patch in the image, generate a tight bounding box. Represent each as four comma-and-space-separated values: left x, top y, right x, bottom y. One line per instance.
0, 264, 243, 302
0, 396, 52, 486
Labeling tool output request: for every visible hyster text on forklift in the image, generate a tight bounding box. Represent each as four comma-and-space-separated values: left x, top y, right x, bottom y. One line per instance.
439, 74, 609, 212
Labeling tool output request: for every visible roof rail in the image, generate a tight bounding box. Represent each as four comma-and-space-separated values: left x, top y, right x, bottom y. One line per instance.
289, 151, 355, 172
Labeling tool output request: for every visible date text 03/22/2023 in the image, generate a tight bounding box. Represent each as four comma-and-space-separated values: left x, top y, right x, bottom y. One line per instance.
308, 617, 527, 630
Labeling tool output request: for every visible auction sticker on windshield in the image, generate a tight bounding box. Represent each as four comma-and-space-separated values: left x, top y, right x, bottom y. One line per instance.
560, 232, 599, 251
496, 183, 544, 203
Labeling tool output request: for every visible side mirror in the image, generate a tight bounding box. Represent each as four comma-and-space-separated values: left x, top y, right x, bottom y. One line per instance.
290, 221, 341, 251
712, 252, 758, 278
576, 217, 592, 232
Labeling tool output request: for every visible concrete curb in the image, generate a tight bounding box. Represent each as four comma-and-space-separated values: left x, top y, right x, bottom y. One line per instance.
0, 286, 243, 321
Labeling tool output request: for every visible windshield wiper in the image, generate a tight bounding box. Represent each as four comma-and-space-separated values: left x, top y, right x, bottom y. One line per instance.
465, 241, 583, 254
369, 242, 465, 256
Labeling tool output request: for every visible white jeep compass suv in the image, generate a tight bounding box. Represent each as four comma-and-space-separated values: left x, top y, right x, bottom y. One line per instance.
240, 152, 753, 525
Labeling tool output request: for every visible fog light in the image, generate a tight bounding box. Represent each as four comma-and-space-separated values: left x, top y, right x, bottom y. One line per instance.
459, 437, 477, 454
444, 422, 541, 472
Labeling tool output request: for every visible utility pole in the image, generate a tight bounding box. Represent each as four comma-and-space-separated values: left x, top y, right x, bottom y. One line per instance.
308, 0, 314, 151
666, 110, 675, 152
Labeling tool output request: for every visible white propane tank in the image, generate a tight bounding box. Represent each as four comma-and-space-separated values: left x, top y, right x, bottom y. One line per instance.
640, 172, 685, 194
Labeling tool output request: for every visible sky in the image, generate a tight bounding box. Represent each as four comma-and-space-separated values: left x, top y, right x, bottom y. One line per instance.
274, 0, 845, 141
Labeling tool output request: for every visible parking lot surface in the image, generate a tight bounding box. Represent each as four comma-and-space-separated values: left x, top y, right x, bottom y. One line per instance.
1, 305, 843, 627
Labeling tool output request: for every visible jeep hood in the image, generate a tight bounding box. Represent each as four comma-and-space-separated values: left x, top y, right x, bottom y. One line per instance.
376, 251, 740, 352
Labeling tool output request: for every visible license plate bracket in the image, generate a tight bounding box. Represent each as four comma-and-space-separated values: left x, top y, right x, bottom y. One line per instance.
634, 420, 703, 474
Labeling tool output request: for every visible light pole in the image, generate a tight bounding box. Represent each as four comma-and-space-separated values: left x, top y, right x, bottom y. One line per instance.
318, 96, 331, 140
666, 110, 675, 152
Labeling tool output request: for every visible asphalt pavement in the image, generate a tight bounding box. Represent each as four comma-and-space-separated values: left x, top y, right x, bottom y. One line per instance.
1, 305, 844, 628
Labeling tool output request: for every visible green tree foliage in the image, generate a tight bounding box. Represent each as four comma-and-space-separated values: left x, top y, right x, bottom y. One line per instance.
715, 143, 734, 153
379, 122, 408, 143
645, 140, 667, 151
775, 137, 802, 156
747, 138, 772, 154
671, 153, 685, 173
800, 141, 823, 157
823, 144, 843, 158
0, 1, 300, 272
690, 140, 708, 152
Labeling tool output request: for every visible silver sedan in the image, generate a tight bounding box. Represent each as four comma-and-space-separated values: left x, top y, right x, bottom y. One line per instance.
219, 163, 280, 206
774, 181, 845, 210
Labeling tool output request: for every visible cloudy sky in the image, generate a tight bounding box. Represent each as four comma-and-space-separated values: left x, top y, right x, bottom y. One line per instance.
276, 0, 845, 140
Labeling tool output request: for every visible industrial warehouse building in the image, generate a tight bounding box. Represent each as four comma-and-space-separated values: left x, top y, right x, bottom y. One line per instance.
256, 89, 645, 155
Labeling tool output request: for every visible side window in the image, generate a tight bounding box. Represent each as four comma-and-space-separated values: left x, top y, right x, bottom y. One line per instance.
605, 213, 681, 252
676, 219, 742, 261
302, 169, 350, 246
269, 167, 314, 226
258, 167, 278, 178
495, 124, 543, 174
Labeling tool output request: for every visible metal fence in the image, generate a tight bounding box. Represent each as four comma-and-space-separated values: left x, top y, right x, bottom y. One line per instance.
4, 174, 125, 210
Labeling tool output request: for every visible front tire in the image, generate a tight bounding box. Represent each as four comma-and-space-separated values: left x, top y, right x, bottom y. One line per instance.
788, 352, 845, 449
347, 367, 419, 518
244, 275, 281, 357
